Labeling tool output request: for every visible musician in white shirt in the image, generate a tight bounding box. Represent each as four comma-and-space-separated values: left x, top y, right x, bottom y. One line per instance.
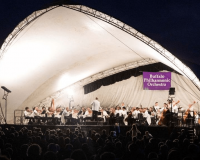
132, 107, 140, 119
121, 107, 127, 117
91, 97, 100, 121
24, 107, 34, 117
168, 100, 180, 113
84, 108, 93, 118
115, 106, 122, 116
143, 108, 151, 125
54, 106, 62, 118
154, 102, 160, 112
100, 108, 108, 122
187, 101, 196, 117
24, 107, 34, 124
33, 107, 41, 117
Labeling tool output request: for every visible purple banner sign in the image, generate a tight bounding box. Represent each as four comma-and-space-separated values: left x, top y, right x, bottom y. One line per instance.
143, 72, 171, 90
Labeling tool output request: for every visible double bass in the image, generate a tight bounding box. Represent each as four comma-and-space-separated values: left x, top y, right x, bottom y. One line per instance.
158, 104, 170, 126
183, 101, 196, 124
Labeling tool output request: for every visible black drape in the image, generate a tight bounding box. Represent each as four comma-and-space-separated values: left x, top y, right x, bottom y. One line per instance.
83, 62, 179, 94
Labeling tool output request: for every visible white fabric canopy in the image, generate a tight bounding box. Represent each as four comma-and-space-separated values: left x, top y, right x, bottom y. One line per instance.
53, 72, 200, 111
0, 6, 199, 123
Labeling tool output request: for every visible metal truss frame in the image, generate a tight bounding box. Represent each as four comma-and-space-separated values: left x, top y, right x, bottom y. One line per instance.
0, 4, 199, 90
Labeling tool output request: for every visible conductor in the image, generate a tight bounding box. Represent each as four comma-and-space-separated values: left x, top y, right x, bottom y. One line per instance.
91, 97, 100, 121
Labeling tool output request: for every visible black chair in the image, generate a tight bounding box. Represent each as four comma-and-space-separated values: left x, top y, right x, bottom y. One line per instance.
64, 114, 72, 125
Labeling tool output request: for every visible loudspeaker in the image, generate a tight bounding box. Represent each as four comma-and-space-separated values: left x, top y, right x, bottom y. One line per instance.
169, 87, 175, 95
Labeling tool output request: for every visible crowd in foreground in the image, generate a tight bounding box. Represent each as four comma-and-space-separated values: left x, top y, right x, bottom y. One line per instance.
0, 125, 200, 160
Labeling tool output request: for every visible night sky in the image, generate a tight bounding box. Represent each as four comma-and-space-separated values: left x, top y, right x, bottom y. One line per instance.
0, 0, 200, 79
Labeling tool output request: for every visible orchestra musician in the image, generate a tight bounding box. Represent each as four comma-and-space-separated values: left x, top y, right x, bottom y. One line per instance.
115, 106, 121, 116
71, 108, 79, 124
91, 97, 100, 121
157, 103, 170, 126
99, 108, 108, 122
194, 110, 199, 124
54, 106, 62, 118
46, 99, 56, 117
154, 102, 160, 112
24, 107, 34, 124
46, 107, 54, 117
121, 102, 125, 108
24, 107, 33, 117
54, 106, 62, 125
41, 106, 46, 115
183, 101, 196, 124
78, 107, 86, 124
132, 107, 140, 119
33, 107, 42, 116
61, 107, 72, 125
142, 108, 151, 125
108, 107, 116, 125
168, 100, 180, 113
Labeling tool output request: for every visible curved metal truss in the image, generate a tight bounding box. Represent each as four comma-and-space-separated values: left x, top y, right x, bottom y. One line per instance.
0, 4, 199, 90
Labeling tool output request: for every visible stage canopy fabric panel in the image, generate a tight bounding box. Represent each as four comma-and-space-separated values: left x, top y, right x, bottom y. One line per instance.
51, 72, 200, 111
83, 62, 180, 94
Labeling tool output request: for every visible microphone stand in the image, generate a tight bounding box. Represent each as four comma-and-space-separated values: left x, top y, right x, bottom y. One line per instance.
2, 90, 10, 124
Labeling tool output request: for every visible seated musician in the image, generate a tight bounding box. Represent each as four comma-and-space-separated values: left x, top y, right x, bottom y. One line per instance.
132, 107, 140, 119
124, 107, 135, 125
54, 106, 62, 125
183, 101, 196, 124
194, 110, 199, 124
121, 102, 125, 108
78, 107, 86, 116
115, 106, 122, 117
40, 106, 47, 123
41, 106, 46, 116
33, 107, 41, 117
121, 107, 127, 117
24, 107, 34, 124
71, 108, 79, 124
188, 101, 196, 117
46, 107, 54, 117
61, 107, 72, 124
24, 107, 34, 117
108, 107, 116, 125
62, 107, 71, 116
154, 102, 160, 112
120, 107, 127, 125
78, 107, 86, 124
105, 107, 110, 115
143, 108, 151, 125
46, 99, 56, 117
168, 100, 180, 113
100, 108, 108, 122
54, 106, 62, 118
84, 108, 92, 118
32, 106, 42, 124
